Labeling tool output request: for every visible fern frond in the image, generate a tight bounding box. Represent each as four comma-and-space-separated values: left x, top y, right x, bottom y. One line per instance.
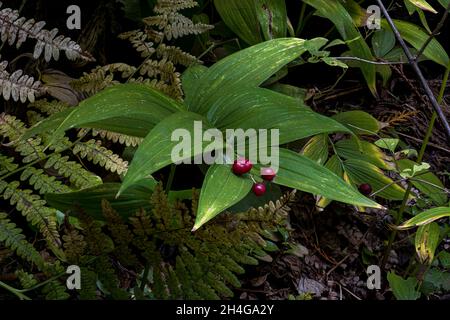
16, 270, 38, 289
20, 167, 71, 195
0, 212, 47, 270
101, 200, 138, 267
41, 280, 70, 300
91, 129, 142, 147
0, 154, 18, 175
28, 99, 70, 116
154, 0, 198, 14
0, 4, 94, 62
0, 181, 61, 247
45, 153, 101, 189
119, 30, 155, 58
73, 140, 128, 175
156, 43, 199, 67
0, 59, 43, 103
62, 229, 86, 264
0, 113, 46, 163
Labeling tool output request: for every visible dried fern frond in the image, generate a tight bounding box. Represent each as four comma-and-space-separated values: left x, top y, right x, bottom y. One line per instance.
118, 30, 155, 58
0, 58, 43, 103
91, 129, 142, 147
144, 11, 213, 41
156, 43, 198, 67
154, 0, 198, 14
0, 3, 94, 62
71, 63, 136, 95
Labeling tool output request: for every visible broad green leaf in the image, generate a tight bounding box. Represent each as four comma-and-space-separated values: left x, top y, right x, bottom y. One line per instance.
256, 0, 287, 40
400, 162, 430, 179
185, 37, 328, 114
437, 0, 450, 9
214, 0, 264, 45
182, 64, 208, 103
332, 111, 381, 135
302, 134, 329, 165
118, 112, 212, 196
398, 159, 448, 206
415, 222, 441, 264
214, 0, 287, 45
46, 182, 156, 220
398, 207, 450, 229
316, 155, 344, 209
268, 83, 308, 103
387, 272, 421, 300
406, 0, 438, 13
193, 164, 253, 230
372, 29, 396, 58
344, 159, 406, 200
303, 0, 377, 95
335, 138, 394, 170
208, 87, 351, 144
25, 84, 184, 140
271, 149, 381, 208
381, 19, 449, 67
375, 138, 399, 153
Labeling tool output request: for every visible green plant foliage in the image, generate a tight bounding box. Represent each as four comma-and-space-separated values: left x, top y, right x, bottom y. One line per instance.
25, 38, 379, 231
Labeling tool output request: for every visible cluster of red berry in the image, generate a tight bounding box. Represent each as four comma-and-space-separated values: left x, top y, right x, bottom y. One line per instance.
231, 158, 276, 196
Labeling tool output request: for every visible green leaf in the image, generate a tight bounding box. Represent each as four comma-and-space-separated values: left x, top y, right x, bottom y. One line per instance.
214, 0, 264, 45
271, 149, 381, 208
398, 207, 450, 230
193, 164, 253, 230
118, 112, 212, 196
381, 19, 449, 67
343, 159, 406, 200
185, 37, 328, 114
303, 0, 377, 95
332, 111, 381, 135
214, 0, 287, 45
302, 134, 329, 165
209, 87, 351, 144
400, 162, 430, 179
46, 182, 155, 220
372, 28, 396, 58
397, 159, 448, 206
438, 251, 450, 268
182, 64, 208, 103
437, 0, 450, 10
256, 0, 287, 40
316, 155, 344, 209
25, 84, 184, 140
405, 0, 438, 13
375, 138, 399, 153
415, 222, 441, 264
387, 272, 421, 300
335, 138, 394, 170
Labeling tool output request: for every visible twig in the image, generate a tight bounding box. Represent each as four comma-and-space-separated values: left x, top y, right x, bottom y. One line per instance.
332, 56, 407, 65
376, 0, 450, 143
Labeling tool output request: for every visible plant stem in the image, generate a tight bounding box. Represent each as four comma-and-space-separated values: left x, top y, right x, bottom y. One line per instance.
0, 281, 31, 300
165, 164, 176, 194
295, 2, 307, 36
381, 60, 450, 268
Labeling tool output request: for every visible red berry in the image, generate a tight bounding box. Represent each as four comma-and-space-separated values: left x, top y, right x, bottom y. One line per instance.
261, 167, 276, 181
358, 183, 372, 196
232, 158, 253, 175
252, 183, 266, 196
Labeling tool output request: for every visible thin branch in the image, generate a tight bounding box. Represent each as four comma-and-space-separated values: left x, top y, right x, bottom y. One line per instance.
332, 56, 407, 65
376, 0, 450, 143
